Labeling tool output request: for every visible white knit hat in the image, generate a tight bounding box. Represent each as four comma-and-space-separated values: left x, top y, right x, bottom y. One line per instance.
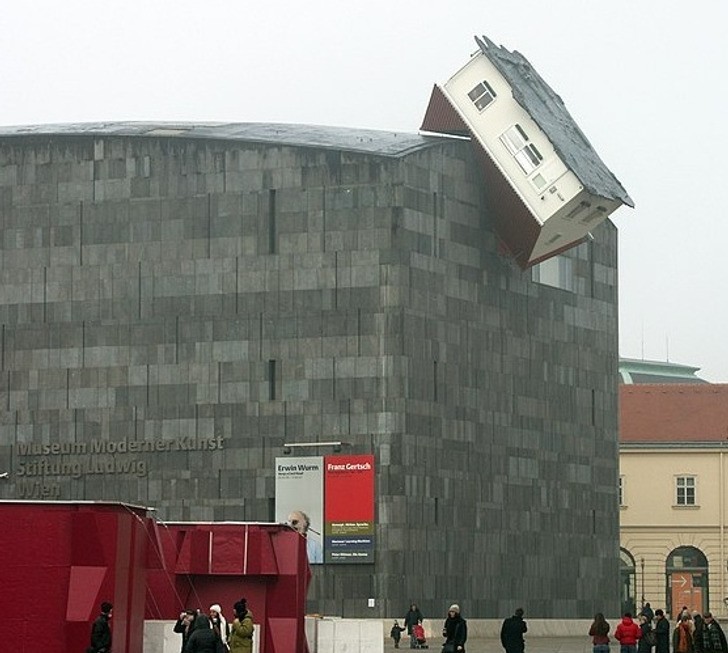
210, 604, 222, 614
449, 604, 460, 613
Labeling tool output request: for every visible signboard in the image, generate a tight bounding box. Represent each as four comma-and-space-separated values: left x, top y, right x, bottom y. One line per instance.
324, 454, 375, 563
275, 453, 375, 564
275, 456, 324, 564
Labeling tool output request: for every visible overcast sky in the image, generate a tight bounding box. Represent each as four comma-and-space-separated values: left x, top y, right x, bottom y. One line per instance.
2, 1, 726, 381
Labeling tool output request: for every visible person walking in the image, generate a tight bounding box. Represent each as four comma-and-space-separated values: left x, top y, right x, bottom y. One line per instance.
654, 609, 671, 653
615, 612, 642, 653
89, 601, 113, 653
701, 613, 728, 653
501, 608, 527, 653
589, 613, 611, 653
404, 603, 424, 649
228, 599, 254, 653
442, 604, 467, 653
390, 620, 405, 648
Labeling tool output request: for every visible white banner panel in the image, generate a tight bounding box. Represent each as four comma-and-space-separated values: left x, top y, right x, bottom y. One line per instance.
275, 456, 324, 564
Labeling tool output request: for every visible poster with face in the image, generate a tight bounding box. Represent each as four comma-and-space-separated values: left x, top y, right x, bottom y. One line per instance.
275, 456, 324, 564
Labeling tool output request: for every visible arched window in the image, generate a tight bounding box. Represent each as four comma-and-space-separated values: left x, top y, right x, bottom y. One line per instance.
666, 546, 708, 619
621, 548, 637, 616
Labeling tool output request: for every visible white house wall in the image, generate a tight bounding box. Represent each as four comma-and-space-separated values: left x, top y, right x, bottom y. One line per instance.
441, 52, 583, 225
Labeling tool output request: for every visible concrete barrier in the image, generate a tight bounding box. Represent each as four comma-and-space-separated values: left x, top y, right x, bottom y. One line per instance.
305, 617, 383, 653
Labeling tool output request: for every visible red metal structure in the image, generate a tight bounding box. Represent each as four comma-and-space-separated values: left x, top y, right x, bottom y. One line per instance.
0, 502, 310, 652
146, 521, 310, 653
0, 500, 156, 653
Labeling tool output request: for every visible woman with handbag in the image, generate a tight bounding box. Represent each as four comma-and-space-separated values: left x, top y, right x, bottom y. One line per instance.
442, 604, 467, 653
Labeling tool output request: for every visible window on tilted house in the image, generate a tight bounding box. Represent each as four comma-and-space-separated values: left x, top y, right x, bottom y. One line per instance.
676, 476, 696, 506
468, 80, 497, 111
500, 124, 544, 174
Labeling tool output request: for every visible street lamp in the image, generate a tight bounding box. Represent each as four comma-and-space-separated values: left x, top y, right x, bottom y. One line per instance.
641, 557, 646, 608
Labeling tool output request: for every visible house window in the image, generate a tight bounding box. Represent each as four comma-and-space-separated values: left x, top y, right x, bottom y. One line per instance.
619, 476, 625, 507
468, 80, 497, 111
500, 124, 544, 174
531, 255, 573, 291
676, 476, 696, 506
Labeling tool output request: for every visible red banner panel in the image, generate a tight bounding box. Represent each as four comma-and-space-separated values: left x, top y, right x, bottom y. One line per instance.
324, 454, 375, 563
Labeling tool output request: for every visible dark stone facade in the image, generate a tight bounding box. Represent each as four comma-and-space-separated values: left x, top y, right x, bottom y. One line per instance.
0, 126, 619, 618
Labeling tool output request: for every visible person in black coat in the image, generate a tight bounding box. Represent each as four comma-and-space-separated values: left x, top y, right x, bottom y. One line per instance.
654, 609, 671, 653
638, 614, 655, 653
501, 608, 528, 653
185, 614, 221, 653
701, 613, 728, 653
89, 601, 113, 653
174, 609, 198, 652
693, 612, 705, 653
404, 603, 424, 635
443, 604, 468, 652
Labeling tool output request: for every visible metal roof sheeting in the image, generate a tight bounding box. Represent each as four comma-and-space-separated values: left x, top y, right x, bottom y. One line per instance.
0, 121, 442, 158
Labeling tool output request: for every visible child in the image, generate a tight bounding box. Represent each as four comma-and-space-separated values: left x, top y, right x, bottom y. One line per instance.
390, 620, 405, 648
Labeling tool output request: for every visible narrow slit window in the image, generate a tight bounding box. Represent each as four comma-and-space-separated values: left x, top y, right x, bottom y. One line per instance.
268, 359, 277, 400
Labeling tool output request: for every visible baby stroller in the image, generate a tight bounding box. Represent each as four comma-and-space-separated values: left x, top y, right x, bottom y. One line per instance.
411, 623, 428, 649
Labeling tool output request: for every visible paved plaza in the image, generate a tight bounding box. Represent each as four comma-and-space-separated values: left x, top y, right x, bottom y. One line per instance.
387, 636, 591, 653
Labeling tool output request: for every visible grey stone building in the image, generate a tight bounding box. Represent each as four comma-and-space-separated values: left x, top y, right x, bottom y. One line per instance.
0, 122, 619, 618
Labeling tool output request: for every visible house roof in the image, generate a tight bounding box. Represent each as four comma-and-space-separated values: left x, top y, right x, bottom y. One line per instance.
0, 121, 442, 158
475, 35, 634, 208
620, 384, 728, 444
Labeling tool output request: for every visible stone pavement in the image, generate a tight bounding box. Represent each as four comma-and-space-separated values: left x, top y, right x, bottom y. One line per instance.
389, 636, 591, 653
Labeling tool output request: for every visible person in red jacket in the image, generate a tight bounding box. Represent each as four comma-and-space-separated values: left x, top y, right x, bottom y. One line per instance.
615, 612, 642, 653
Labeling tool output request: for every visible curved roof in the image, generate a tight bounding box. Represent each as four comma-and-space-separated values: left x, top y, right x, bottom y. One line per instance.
0, 121, 443, 158
619, 357, 707, 385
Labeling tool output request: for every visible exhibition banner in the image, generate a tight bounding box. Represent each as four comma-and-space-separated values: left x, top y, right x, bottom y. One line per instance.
274, 456, 324, 564
324, 454, 375, 564
274, 453, 375, 564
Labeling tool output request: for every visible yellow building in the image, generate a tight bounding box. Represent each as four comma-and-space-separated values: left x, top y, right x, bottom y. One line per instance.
619, 362, 728, 620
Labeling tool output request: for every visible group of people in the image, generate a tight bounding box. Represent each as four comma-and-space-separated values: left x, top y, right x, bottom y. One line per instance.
86, 598, 254, 653
390, 603, 428, 649
173, 600, 254, 653
590, 605, 728, 653
389, 603, 528, 653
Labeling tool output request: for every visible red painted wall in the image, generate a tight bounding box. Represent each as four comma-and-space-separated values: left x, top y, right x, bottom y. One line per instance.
0, 504, 309, 653
0, 501, 155, 653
